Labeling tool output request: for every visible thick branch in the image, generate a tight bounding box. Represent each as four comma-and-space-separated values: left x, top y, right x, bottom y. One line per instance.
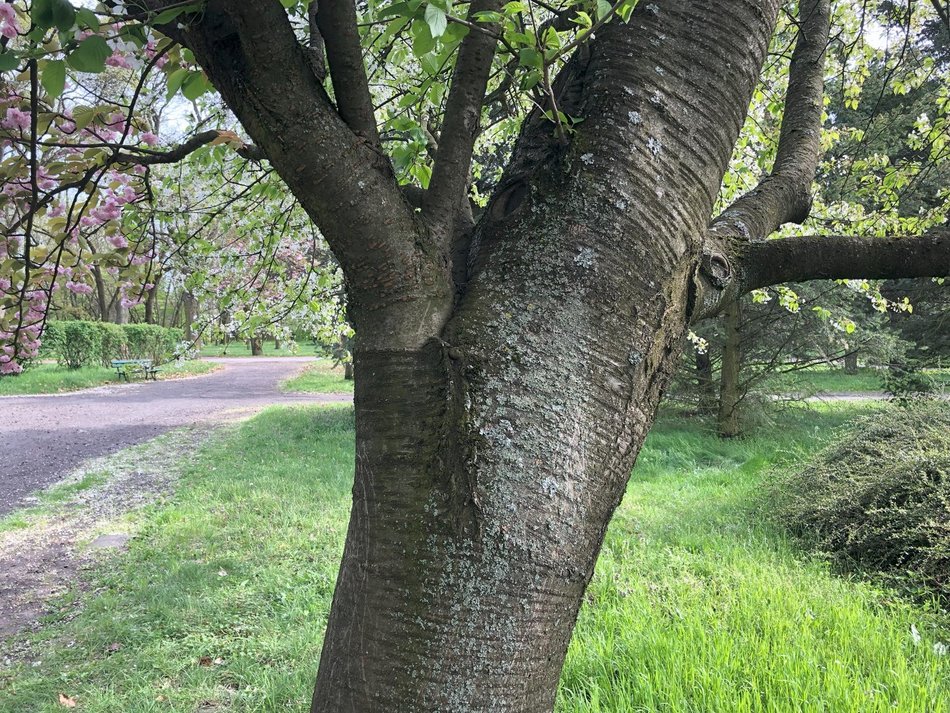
307, 1, 327, 80
742, 229, 950, 290
135, 0, 448, 348
710, 0, 830, 242
113, 129, 263, 165
692, 228, 949, 323
930, 0, 950, 32
316, 0, 379, 145
424, 0, 503, 238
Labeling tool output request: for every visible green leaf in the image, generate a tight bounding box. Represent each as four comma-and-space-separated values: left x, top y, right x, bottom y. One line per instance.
32, 0, 76, 32
181, 71, 211, 101
152, 4, 198, 25
378, 1, 415, 19
66, 36, 111, 73
518, 47, 543, 70
165, 67, 189, 99
75, 7, 100, 30
411, 20, 436, 56
424, 4, 448, 38
0, 51, 19, 72
41, 60, 66, 99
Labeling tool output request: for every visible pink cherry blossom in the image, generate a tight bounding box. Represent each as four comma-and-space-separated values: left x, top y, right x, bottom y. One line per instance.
0, 2, 20, 40
2, 107, 30, 131
0, 358, 23, 375
65, 280, 94, 295
105, 51, 133, 70
141, 131, 159, 146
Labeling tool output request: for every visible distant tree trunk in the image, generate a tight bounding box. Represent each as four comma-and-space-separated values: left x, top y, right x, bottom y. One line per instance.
718, 300, 742, 438
343, 361, 353, 380
92, 265, 108, 320
250, 337, 263, 356
144, 275, 160, 324
695, 348, 717, 415
113, 302, 127, 325
843, 351, 858, 374
274, 337, 281, 350
183, 292, 199, 345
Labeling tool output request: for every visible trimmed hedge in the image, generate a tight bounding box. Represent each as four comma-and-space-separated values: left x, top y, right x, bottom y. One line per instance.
123, 323, 182, 362
98, 322, 128, 365
50, 321, 101, 369
771, 401, 950, 600
42, 321, 184, 368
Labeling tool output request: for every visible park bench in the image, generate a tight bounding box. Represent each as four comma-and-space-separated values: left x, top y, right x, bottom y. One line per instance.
110, 359, 161, 382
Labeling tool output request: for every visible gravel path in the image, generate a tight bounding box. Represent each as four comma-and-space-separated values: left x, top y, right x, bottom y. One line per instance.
0, 357, 350, 516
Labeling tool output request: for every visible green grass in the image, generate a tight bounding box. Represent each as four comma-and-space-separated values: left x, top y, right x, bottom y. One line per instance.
2, 404, 948, 711
280, 359, 353, 393
198, 341, 322, 358
766, 365, 950, 394
0, 361, 219, 396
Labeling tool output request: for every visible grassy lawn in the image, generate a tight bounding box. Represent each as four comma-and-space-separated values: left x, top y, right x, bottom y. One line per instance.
2, 404, 948, 711
280, 359, 353, 394
198, 341, 322, 358
0, 361, 219, 396
766, 365, 950, 394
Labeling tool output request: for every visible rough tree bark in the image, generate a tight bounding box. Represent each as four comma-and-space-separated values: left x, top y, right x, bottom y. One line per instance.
131, 0, 950, 710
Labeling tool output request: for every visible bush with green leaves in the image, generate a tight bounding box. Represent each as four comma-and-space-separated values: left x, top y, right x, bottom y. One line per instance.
39, 321, 63, 360
123, 324, 182, 363
53, 320, 102, 369
96, 322, 128, 364
771, 402, 950, 600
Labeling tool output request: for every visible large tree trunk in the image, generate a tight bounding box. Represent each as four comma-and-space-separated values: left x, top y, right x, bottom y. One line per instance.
717, 300, 743, 438
310, 4, 781, 708
314, 240, 693, 713
250, 336, 263, 356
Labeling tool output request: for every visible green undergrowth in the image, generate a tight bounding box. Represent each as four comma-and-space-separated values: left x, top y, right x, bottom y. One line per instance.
0, 360, 218, 396
2, 403, 948, 711
767, 365, 950, 395
280, 359, 353, 394
770, 401, 950, 604
198, 342, 321, 357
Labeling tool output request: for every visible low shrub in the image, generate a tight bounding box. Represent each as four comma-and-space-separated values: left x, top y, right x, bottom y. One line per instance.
123, 324, 181, 363
42, 320, 185, 367
97, 322, 128, 364
39, 321, 63, 359
771, 402, 950, 600
53, 320, 102, 369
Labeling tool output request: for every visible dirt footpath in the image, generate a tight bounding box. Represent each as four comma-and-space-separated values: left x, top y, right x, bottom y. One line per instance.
0, 358, 349, 515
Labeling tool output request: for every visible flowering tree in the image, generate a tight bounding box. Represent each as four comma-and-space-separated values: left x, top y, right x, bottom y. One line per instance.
2, 0, 950, 710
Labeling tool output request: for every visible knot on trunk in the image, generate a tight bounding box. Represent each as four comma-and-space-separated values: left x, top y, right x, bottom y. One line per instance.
700, 250, 732, 288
